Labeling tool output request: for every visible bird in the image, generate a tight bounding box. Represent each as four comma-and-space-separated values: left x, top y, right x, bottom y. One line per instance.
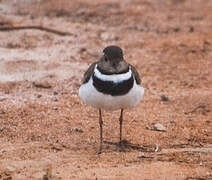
79, 45, 144, 153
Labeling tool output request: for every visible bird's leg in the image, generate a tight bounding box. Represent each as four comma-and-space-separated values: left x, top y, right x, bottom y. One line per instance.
98, 109, 103, 154
119, 109, 124, 151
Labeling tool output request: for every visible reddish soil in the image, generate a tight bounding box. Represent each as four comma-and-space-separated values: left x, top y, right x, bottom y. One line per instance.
0, 0, 212, 179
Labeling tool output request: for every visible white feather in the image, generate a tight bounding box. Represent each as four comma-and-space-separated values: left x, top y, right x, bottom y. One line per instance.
94, 64, 132, 83
79, 76, 144, 111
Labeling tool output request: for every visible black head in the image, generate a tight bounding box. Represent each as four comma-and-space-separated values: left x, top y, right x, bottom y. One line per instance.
103, 45, 123, 62
98, 45, 129, 75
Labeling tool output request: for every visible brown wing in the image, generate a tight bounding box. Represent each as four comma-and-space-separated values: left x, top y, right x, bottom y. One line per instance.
130, 65, 141, 84
82, 62, 97, 84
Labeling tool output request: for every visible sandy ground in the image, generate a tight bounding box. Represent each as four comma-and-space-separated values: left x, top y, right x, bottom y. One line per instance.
0, 0, 212, 179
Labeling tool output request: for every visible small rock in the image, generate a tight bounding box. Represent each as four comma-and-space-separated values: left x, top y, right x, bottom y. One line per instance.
153, 123, 167, 132
79, 47, 87, 53
100, 32, 119, 41
0, 126, 4, 132
138, 152, 154, 159
6, 166, 16, 172
145, 126, 151, 130
0, 96, 7, 101
155, 144, 159, 152
169, 120, 176, 125
74, 128, 83, 133
53, 107, 58, 110
53, 91, 58, 95
189, 26, 194, 33
43, 174, 49, 180
23, 99, 28, 103
173, 27, 180, 32
0, 110, 5, 114
0, 150, 6, 153
37, 94, 42, 98
33, 81, 52, 89
161, 94, 169, 101
138, 152, 145, 158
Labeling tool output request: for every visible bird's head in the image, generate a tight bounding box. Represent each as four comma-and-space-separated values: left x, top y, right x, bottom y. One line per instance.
98, 45, 128, 74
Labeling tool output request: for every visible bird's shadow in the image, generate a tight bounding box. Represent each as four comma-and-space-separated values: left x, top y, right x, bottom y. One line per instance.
103, 139, 156, 152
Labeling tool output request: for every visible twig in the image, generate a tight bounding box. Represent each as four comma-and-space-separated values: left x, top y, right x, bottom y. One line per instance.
0, 25, 73, 36
185, 104, 206, 114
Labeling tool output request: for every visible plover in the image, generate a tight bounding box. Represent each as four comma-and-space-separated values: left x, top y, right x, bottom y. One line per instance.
79, 45, 144, 153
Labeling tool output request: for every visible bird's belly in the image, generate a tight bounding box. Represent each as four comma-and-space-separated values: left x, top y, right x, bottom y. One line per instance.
79, 78, 144, 111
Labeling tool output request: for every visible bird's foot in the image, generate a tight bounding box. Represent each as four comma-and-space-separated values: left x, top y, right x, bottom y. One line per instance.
119, 141, 126, 152
98, 145, 102, 154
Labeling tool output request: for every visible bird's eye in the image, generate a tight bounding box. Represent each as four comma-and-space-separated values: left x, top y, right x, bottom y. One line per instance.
105, 56, 108, 62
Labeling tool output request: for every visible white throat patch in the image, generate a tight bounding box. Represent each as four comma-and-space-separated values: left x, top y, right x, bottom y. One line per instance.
94, 64, 132, 83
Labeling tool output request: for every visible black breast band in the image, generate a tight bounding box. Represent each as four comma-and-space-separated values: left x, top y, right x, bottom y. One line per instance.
92, 73, 134, 96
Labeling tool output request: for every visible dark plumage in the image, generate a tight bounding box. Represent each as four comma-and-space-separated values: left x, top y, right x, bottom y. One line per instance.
92, 72, 134, 96
103, 45, 123, 60
82, 45, 141, 84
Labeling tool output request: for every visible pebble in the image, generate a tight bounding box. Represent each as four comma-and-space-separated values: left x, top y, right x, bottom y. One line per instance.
0, 126, 4, 132
169, 120, 176, 126
32, 81, 52, 89
138, 152, 154, 159
100, 32, 118, 41
138, 152, 145, 158
6, 165, 16, 172
53, 91, 58, 95
74, 128, 84, 133
37, 94, 42, 98
0, 96, 7, 101
53, 106, 58, 110
153, 123, 167, 132
161, 94, 169, 101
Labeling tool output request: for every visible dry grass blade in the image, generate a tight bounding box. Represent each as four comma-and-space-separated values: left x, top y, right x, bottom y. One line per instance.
0, 25, 73, 36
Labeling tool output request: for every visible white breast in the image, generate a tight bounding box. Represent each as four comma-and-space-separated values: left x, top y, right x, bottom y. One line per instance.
94, 64, 132, 83
79, 75, 144, 111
